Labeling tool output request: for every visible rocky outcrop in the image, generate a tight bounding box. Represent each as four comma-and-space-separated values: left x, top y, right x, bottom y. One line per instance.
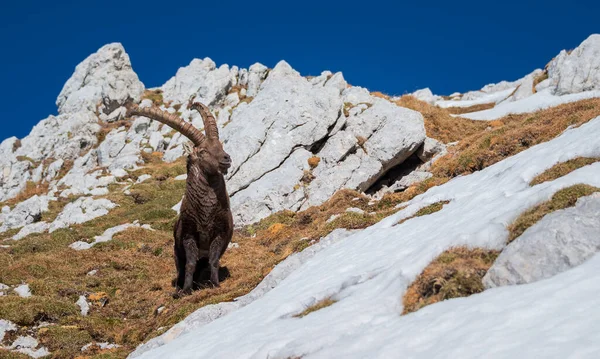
56, 43, 144, 115
49, 197, 116, 233
0, 195, 49, 233
548, 34, 600, 95
216, 61, 425, 224
484, 193, 600, 288
161, 58, 238, 106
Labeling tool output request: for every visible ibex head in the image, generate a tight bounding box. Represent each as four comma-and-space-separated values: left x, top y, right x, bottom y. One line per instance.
126, 101, 231, 176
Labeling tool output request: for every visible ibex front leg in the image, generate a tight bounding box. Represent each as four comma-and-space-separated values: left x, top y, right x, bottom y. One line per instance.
209, 236, 226, 287
180, 234, 199, 295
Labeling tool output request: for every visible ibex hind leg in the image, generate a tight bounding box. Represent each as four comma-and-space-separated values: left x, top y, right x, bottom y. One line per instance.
172, 244, 186, 289
208, 236, 226, 287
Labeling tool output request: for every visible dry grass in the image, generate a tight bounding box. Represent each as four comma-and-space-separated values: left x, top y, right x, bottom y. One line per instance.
445, 102, 495, 115
372, 177, 450, 213
141, 89, 164, 106
530, 157, 600, 186
432, 98, 600, 178
402, 247, 500, 315
532, 71, 549, 93
307, 156, 320, 169
293, 297, 337, 318
507, 184, 600, 243
396, 201, 450, 226
393, 95, 489, 143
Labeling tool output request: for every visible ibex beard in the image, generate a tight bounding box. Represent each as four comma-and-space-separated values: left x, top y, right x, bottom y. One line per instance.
127, 101, 233, 298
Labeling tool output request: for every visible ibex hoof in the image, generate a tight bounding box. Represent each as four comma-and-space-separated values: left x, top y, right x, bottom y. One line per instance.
172, 288, 192, 299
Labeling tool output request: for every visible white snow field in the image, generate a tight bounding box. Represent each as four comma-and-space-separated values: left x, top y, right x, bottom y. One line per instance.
134, 115, 600, 359
459, 88, 600, 121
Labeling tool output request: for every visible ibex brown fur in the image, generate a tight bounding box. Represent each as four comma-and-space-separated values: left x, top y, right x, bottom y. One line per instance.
127, 101, 233, 297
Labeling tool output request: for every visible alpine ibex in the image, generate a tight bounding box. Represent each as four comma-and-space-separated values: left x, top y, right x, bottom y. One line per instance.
127, 101, 233, 297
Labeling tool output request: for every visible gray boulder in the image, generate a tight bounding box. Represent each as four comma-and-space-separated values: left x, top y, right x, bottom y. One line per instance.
484, 193, 600, 288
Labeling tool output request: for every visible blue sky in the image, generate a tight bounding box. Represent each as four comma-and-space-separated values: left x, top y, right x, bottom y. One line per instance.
1, 0, 598, 141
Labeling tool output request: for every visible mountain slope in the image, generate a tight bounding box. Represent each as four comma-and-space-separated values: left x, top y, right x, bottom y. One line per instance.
1, 34, 600, 358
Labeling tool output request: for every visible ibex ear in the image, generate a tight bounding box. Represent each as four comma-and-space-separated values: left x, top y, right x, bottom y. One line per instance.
183, 142, 194, 156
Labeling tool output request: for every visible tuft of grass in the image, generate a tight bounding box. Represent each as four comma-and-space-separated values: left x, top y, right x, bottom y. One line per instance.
530, 157, 600, 186
15, 156, 36, 164
39, 325, 93, 357
445, 103, 495, 115
141, 89, 164, 106
307, 156, 320, 169
396, 201, 450, 226
0, 349, 30, 358
507, 184, 600, 243
0, 297, 79, 326
294, 297, 337, 318
532, 71, 549, 92
402, 247, 500, 314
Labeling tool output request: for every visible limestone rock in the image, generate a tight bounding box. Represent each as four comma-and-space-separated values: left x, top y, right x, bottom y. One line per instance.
416, 137, 446, 162
161, 58, 236, 106
0, 319, 17, 341
0, 195, 49, 233
484, 193, 600, 288
14, 284, 32, 298
15, 111, 100, 162
548, 34, 600, 95
76, 296, 90, 316
49, 197, 116, 233
246, 63, 269, 97
411, 88, 441, 104
222, 60, 344, 196
57, 43, 144, 115
12, 222, 51, 241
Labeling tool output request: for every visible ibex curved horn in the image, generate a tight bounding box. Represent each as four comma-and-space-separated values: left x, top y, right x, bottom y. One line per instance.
126, 103, 206, 146
189, 102, 219, 139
